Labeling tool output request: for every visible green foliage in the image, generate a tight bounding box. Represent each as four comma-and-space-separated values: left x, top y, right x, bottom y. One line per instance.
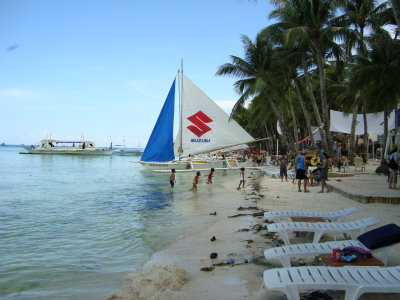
216, 0, 399, 146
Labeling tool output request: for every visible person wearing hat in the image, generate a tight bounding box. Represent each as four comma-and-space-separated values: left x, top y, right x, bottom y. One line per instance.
389, 144, 399, 190
296, 150, 309, 192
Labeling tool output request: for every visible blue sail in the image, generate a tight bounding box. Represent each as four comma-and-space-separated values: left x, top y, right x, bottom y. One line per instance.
141, 79, 176, 162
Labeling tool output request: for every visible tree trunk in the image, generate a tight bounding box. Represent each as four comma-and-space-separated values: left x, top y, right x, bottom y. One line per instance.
289, 97, 299, 148
264, 125, 271, 153
382, 103, 388, 164
279, 121, 289, 149
279, 104, 290, 148
269, 124, 276, 153
262, 126, 269, 153
349, 104, 358, 163
263, 90, 296, 149
293, 78, 317, 149
390, 0, 400, 27
362, 97, 368, 163
301, 54, 328, 151
314, 38, 335, 161
266, 124, 274, 151
288, 87, 297, 145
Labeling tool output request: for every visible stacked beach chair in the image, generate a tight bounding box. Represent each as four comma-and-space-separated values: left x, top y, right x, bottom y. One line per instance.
262, 207, 400, 300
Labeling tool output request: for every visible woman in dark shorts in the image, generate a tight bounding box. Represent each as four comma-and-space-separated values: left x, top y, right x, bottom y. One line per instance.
318, 152, 329, 193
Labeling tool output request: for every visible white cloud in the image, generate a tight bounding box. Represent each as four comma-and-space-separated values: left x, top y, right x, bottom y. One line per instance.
127, 79, 165, 100
0, 88, 31, 100
0, 88, 55, 102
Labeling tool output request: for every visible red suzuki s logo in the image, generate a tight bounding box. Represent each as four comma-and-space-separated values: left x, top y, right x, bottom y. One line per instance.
187, 111, 213, 137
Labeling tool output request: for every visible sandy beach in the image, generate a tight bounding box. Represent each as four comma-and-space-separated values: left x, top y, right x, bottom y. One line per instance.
106, 162, 400, 300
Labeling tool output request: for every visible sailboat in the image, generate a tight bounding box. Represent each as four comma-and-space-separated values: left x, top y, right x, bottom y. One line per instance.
137, 68, 256, 171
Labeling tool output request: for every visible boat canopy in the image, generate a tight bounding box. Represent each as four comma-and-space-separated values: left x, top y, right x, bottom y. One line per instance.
141, 79, 176, 162
40, 139, 95, 144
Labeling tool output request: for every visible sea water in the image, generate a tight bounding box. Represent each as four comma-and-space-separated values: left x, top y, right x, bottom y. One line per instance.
0, 146, 235, 299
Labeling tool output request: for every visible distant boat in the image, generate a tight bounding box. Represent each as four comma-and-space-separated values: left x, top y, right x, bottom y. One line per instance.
1, 143, 5, 146
112, 148, 144, 156
137, 66, 256, 171
112, 140, 143, 156
20, 138, 114, 155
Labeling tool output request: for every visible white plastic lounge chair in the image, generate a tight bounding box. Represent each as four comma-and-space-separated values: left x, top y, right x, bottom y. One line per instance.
264, 239, 394, 268
263, 265, 400, 300
354, 157, 365, 172
264, 207, 359, 223
340, 160, 349, 172
267, 217, 380, 245
270, 163, 292, 178
265, 169, 280, 177
287, 169, 295, 179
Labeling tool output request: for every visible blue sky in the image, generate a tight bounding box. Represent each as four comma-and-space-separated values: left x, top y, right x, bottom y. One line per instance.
0, 0, 275, 147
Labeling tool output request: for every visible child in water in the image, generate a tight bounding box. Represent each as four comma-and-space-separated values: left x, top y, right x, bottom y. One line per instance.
189, 171, 201, 191
205, 168, 214, 184
170, 169, 176, 187
237, 167, 245, 190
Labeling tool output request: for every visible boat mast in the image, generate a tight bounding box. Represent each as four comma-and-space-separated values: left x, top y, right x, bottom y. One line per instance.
178, 68, 181, 161
179, 59, 183, 161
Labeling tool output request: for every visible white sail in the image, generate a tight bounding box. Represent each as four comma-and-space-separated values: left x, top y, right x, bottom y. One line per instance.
174, 74, 254, 157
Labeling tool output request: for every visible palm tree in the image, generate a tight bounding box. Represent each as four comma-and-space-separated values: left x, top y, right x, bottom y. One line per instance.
350, 28, 400, 162
262, 23, 329, 151
376, 1, 399, 38
267, 0, 361, 160
389, 0, 400, 27
334, 0, 386, 160
276, 47, 317, 148
216, 33, 297, 148
246, 96, 278, 152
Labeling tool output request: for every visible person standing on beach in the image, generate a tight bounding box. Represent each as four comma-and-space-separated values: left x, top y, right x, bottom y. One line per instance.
318, 152, 330, 193
389, 145, 399, 190
296, 150, 309, 192
237, 167, 245, 190
278, 153, 288, 182
251, 153, 257, 167
317, 145, 323, 163
222, 154, 227, 168
186, 154, 192, 169
271, 154, 277, 166
170, 169, 176, 187
337, 153, 347, 172
189, 171, 201, 191
205, 168, 214, 184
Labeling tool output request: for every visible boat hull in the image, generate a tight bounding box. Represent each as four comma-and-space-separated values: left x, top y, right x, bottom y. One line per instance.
113, 151, 143, 156
138, 159, 240, 170
21, 147, 115, 155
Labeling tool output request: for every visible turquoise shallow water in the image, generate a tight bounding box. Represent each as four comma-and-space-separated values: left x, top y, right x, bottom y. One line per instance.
0, 146, 233, 299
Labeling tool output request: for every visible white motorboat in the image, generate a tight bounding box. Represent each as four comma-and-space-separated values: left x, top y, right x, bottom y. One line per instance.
112, 141, 144, 156
20, 138, 114, 155
113, 148, 144, 156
